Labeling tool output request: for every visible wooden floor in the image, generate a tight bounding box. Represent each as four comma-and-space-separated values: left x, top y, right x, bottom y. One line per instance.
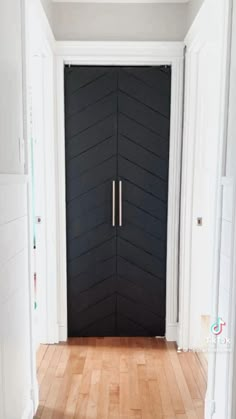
35, 338, 207, 419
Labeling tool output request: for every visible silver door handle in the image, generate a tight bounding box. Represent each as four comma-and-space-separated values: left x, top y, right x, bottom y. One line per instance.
112, 180, 116, 227
119, 180, 122, 227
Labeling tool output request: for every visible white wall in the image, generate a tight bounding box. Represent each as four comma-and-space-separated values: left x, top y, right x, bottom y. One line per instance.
0, 0, 24, 174
187, 0, 205, 29
214, 0, 236, 417
179, 0, 228, 353
0, 0, 36, 418
180, 2, 232, 417
42, 0, 208, 41
40, 0, 53, 23
0, 178, 34, 419
213, 179, 234, 419
225, 0, 236, 180
189, 43, 221, 350
51, 3, 187, 41
29, 0, 58, 345
230, 4, 236, 400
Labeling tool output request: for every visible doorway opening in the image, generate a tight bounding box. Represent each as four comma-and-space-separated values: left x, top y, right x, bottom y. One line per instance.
64, 65, 171, 337
55, 45, 184, 342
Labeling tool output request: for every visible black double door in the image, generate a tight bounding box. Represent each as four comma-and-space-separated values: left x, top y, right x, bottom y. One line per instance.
65, 66, 171, 337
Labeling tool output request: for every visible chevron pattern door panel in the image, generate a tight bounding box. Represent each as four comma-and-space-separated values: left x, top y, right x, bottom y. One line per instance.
65, 66, 171, 337
117, 67, 171, 336
65, 67, 118, 337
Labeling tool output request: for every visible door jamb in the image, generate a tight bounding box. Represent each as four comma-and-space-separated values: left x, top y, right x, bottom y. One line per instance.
178, 0, 232, 352
55, 42, 184, 342
27, 0, 58, 346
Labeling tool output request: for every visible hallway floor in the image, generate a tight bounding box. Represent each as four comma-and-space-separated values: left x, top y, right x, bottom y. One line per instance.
35, 338, 206, 419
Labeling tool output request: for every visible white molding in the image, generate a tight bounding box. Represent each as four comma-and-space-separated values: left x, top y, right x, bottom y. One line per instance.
55, 41, 184, 342
166, 322, 179, 341
42, 51, 59, 345
221, 176, 234, 186
56, 41, 184, 61
178, 51, 198, 351
59, 324, 67, 342
56, 55, 68, 342
185, 0, 208, 49
179, 2, 232, 418
27, 0, 59, 347
30, 0, 55, 52
21, 0, 40, 416
53, 0, 189, 3
216, 1, 235, 417
178, 0, 231, 352
228, 181, 236, 419
166, 55, 184, 342
207, 0, 232, 416
21, 399, 34, 419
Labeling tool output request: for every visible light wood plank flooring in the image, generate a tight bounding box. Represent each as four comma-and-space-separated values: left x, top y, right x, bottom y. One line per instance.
35, 338, 206, 419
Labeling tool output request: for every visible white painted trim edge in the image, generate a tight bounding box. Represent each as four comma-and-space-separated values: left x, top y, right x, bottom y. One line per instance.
166, 323, 179, 341
55, 41, 184, 342
59, 325, 67, 342
22, 0, 40, 415
53, 0, 189, 3
228, 181, 236, 419
185, 0, 208, 48
166, 55, 184, 343
55, 41, 184, 60
32, 0, 56, 51
56, 55, 68, 342
28, 0, 60, 347
178, 0, 231, 353
21, 399, 34, 419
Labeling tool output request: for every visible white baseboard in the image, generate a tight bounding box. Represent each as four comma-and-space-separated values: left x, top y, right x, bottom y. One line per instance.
21, 400, 34, 419
166, 322, 178, 342
32, 379, 39, 414
59, 324, 67, 342
205, 398, 215, 419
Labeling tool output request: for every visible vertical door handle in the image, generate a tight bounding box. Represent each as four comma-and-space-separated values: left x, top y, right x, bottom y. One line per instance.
119, 180, 122, 227
112, 180, 116, 227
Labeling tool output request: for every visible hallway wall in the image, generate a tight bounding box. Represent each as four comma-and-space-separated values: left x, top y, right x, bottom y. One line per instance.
214, 0, 236, 417
187, 0, 205, 29
41, 0, 210, 41
51, 3, 187, 41
0, 179, 33, 419
0, 0, 24, 174
40, 0, 53, 23
28, 0, 58, 345
0, 0, 35, 418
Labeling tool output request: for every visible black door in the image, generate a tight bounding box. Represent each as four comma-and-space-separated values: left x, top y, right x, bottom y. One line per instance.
65, 66, 171, 337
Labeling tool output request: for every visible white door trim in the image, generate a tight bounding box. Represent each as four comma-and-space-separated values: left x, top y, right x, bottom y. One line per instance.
55, 41, 184, 342
178, 0, 232, 352
27, 0, 58, 347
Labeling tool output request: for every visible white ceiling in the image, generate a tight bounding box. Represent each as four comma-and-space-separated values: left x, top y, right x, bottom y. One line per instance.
52, 0, 189, 3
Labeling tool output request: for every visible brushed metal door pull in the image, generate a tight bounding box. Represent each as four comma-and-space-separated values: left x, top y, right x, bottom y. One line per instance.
112, 180, 116, 227
119, 180, 122, 227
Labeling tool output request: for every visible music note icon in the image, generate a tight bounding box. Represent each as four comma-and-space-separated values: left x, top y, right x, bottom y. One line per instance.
210, 317, 226, 336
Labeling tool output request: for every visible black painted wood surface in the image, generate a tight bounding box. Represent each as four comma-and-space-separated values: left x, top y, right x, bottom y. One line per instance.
65, 66, 171, 337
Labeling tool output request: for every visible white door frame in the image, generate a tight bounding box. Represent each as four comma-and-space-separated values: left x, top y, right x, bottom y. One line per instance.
27, 0, 58, 345
55, 41, 184, 342
178, 0, 232, 351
